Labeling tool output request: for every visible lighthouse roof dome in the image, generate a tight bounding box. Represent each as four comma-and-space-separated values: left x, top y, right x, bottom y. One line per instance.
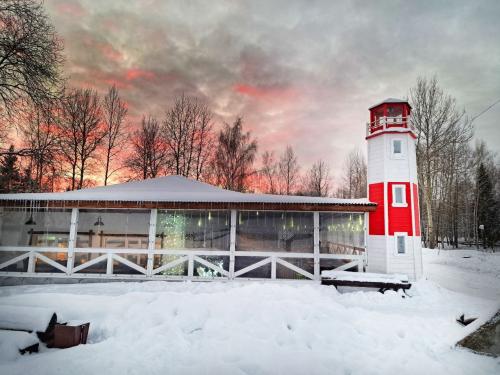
369, 98, 411, 110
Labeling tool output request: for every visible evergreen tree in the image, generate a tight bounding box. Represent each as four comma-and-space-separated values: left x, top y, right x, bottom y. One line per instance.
476, 163, 499, 249
0, 145, 21, 192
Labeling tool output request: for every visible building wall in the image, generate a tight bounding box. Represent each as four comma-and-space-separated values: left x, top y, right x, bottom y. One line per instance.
367, 128, 423, 280
366, 235, 387, 273
0, 208, 369, 282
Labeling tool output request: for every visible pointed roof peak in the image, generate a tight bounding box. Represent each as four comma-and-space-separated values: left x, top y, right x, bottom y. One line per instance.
80, 174, 233, 194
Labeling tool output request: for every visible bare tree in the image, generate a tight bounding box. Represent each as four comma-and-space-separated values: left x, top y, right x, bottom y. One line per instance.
19, 100, 61, 191
336, 148, 367, 199
409, 76, 472, 248
102, 85, 127, 185
162, 94, 213, 179
260, 150, 278, 194
126, 116, 167, 180
193, 107, 213, 181
278, 145, 299, 195
303, 160, 331, 197
0, 0, 64, 117
59, 88, 104, 190
211, 117, 257, 191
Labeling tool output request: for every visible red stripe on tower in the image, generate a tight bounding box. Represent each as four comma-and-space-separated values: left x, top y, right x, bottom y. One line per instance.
388, 182, 413, 236
413, 183, 421, 236
368, 183, 385, 235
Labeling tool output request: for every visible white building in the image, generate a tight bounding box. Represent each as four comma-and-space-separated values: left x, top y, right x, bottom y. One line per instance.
0, 99, 423, 283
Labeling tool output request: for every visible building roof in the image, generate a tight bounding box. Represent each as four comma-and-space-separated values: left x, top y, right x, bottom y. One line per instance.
0, 175, 374, 208
368, 98, 411, 110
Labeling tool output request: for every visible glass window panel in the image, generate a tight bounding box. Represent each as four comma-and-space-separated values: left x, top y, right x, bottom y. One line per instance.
0, 251, 29, 272
319, 213, 365, 254
194, 256, 229, 278
387, 106, 403, 117
234, 257, 271, 279
320, 258, 352, 273
153, 254, 188, 276
76, 209, 150, 249
394, 187, 404, 204
155, 210, 230, 250
393, 140, 402, 154
113, 253, 147, 275
374, 108, 384, 125
35, 252, 67, 273
397, 236, 406, 254
0, 208, 71, 247
276, 258, 314, 280
236, 211, 313, 253
73, 252, 107, 274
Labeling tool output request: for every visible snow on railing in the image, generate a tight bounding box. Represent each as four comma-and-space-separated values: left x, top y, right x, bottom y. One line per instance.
366, 116, 415, 136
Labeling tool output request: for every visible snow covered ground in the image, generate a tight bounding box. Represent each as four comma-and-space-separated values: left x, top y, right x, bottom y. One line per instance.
0, 249, 499, 375
423, 248, 500, 301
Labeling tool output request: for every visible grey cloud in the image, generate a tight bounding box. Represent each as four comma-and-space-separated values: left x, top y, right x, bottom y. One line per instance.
46, 0, 500, 181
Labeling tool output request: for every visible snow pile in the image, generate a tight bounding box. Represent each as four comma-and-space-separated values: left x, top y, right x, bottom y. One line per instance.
0, 331, 38, 362
0, 279, 498, 374
0, 250, 498, 374
0, 305, 57, 332
321, 270, 409, 283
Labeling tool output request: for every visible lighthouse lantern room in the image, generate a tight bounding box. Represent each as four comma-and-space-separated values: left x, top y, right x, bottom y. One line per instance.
366, 98, 423, 280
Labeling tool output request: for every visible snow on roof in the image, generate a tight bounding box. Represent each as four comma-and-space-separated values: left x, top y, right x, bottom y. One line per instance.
368, 98, 410, 110
0, 175, 373, 206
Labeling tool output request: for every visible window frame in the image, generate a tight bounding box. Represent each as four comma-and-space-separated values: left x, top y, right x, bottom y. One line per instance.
391, 138, 405, 159
394, 232, 407, 255
392, 184, 408, 207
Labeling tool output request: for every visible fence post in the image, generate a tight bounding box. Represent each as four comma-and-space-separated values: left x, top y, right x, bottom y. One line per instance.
27, 251, 35, 274
147, 209, 157, 277
66, 208, 79, 275
313, 212, 320, 281
271, 256, 277, 280
106, 253, 113, 275
358, 258, 363, 272
188, 254, 194, 278
229, 210, 237, 280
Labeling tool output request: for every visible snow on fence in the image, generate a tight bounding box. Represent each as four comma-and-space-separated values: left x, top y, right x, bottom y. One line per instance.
0, 210, 366, 282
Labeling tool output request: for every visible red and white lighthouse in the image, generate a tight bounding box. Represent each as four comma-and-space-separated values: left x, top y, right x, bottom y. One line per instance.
366, 98, 423, 280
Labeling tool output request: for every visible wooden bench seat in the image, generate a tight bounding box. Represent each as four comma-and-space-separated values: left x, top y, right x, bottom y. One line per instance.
321, 271, 411, 293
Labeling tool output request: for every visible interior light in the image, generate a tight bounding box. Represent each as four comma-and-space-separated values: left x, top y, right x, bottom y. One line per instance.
25, 215, 36, 226
94, 216, 104, 226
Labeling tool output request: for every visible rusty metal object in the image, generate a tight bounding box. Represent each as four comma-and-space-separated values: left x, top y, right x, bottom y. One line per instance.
47, 323, 90, 349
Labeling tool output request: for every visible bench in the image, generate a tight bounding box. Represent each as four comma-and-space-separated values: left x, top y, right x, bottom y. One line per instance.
321, 271, 412, 294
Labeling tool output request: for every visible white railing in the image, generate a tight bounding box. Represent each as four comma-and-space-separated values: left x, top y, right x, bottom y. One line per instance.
0, 246, 364, 281
0, 210, 365, 282
366, 116, 415, 136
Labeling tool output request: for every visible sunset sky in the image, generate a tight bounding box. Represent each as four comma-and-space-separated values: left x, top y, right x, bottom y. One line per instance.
44, 0, 500, 181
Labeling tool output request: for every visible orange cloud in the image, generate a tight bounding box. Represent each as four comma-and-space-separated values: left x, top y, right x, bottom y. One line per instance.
100, 44, 123, 63
126, 69, 156, 81
234, 84, 299, 102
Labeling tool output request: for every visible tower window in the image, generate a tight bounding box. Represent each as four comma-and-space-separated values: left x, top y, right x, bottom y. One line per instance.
391, 138, 406, 159
392, 185, 407, 207
393, 140, 402, 154
395, 233, 407, 254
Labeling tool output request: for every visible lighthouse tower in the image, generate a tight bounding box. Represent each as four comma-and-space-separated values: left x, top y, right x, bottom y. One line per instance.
366, 99, 423, 280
